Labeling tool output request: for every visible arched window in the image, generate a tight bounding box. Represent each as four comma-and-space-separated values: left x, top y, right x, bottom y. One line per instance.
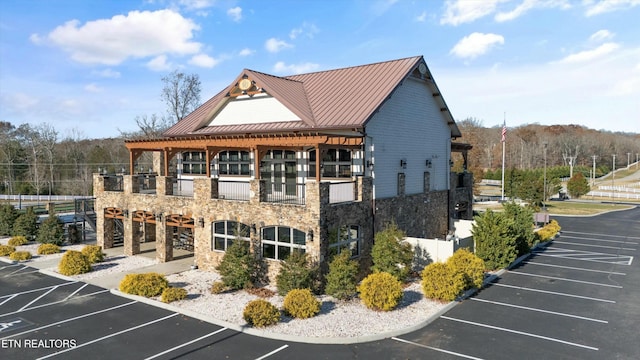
212, 221, 251, 251
328, 225, 360, 258
261, 226, 306, 260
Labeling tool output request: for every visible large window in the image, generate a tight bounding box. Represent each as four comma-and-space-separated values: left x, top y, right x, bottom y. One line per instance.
329, 225, 360, 258
212, 221, 251, 251
308, 149, 352, 178
219, 151, 250, 176
261, 226, 306, 260
182, 151, 206, 175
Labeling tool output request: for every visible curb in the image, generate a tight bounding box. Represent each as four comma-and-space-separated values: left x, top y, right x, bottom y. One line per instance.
39, 268, 79, 282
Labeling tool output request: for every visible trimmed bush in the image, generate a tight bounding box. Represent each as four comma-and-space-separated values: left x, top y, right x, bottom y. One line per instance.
9, 251, 32, 261
502, 201, 536, 257
37, 243, 60, 255
8, 235, 28, 246
58, 250, 92, 276
243, 299, 280, 328
325, 251, 359, 300
357, 272, 404, 311
12, 207, 38, 241
81, 245, 105, 264
536, 219, 561, 242
371, 222, 413, 282
421, 262, 466, 302
283, 289, 321, 319
216, 240, 256, 290
210, 281, 229, 294
119, 273, 169, 297
447, 248, 485, 290
472, 210, 518, 270
0, 245, 16, 256
0, 204, 18, 236
161, 287, 188, 303
276, 250, 317, 296
37, 213, 65, 246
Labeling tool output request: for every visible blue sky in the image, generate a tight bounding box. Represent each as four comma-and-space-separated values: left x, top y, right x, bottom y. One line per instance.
1, 0, 639, 139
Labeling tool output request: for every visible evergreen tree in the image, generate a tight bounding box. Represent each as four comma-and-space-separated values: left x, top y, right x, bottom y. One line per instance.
276, 250, 317, 295
502, 202, 536, 257
216, 240, 254, 290
13, 207, 38, 240
36, 212, 64, 245
0, 204, 18, 236
567, 173, 590, 198
325, 251, 359, 300
371, 222, 413, 282
472, 210, 517, 270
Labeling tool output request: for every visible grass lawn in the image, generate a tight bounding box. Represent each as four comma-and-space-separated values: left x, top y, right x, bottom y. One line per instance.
473, 200, 634, 216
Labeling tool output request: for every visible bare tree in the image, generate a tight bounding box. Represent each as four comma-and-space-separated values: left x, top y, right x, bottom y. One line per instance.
161, 70, 201, 124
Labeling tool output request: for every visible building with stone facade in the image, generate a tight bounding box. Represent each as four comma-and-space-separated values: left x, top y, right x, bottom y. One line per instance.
94, 55, 473, 279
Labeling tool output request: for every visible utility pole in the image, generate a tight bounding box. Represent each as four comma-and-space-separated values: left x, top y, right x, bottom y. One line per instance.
543, 142, 548, 211
612, 154, 616, 201
592, 155, 597, 187
628, 152, 631, 169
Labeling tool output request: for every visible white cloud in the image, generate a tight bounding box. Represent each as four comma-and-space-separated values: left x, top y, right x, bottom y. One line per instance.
555, 42, 620, 63
441, 0, 505, 25
147, 55, 173, 71
450, 32, 505, 59
227, 7, 242, 22
273, 61, 320, 74
289, 22, 319, 40
416, 11, 428, 22
238, 48, 255, 56
584, 0, 640, 16
180, 0, 214, 10
31, 10, 201, 65
84, 83, 103, 93
92, 69, 121, 78
495, 0, 571, 22
189, 54, 219, 68
589, 29, 614, 42
265, 38, 293, 53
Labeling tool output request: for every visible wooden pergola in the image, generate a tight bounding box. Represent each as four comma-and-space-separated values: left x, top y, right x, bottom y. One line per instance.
124, 132, 364, 182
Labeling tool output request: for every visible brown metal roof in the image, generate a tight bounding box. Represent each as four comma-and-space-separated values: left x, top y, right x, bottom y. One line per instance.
163, 55, 461, 138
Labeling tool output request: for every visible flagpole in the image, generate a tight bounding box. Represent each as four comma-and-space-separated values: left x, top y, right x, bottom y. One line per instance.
501, 114, 506, 201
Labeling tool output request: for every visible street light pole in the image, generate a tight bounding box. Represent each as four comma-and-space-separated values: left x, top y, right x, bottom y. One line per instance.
612, 154, 616, 201
543, 142, 548, 211
628, 152, 631, 169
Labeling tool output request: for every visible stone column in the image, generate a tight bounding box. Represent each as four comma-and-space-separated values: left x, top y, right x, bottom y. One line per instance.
123, 216, 140, 256
157, 176, 173, 196
103, 218, 114, 249
153, 151, 165, 176
156, 220, 173, 262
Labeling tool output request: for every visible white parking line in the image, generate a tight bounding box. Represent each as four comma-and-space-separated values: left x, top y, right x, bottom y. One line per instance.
3, 266, 30, 277
144, 327, 228, 360
36, 313, 179, 359
0, 289, 110, 318
470, 298, 608, 323
522, 261, 626, 275
63, 284, 88, 302
0, 264, 21, 270
392, 337, 485, 360
560, 235, 638, 245
0, 281, 78, 298
1, 301, 137, 340
562, 230, 640, 240
441, 316, 598, 351
534, 252, 633, 266
553, 240, 635, 251
19, 286, 58, 311
493, 283, 615, 303
255, 345, 290, 360
508, 271, 623, 288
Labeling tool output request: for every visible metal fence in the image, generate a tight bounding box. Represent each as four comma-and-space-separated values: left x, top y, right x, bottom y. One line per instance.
218, 180, 250, 201
329, 181, 356, 203
265, 183, 305, 205
171, 178, 193, 197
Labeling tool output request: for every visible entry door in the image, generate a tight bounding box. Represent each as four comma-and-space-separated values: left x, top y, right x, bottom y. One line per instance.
272, 161, 296, 195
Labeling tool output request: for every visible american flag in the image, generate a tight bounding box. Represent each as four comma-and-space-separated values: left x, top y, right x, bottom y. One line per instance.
501, 121, 507, 143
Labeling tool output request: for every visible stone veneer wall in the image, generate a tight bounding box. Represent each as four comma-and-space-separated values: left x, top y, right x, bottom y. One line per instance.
373, 190, 449, 240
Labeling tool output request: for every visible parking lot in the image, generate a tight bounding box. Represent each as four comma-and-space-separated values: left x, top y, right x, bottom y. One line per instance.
1, 207, 638, 359
391, 207, 640, 359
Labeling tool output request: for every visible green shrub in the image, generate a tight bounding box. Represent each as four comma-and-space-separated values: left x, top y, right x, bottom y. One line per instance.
243, 299, 280, 328
216, 240, 256, 290
0, 204, 18, 236
536, 219, 561, 242
502, 201, 536, 257
357, 272, 404, 311
36, 213, 65, 246
421, 262, 466, 302
9, 251, 32, 261
12, 207, 38, 241
371, 222, 413, 282
58, 250, 92, 276
325, 251, 359, 300
81, 245, 105, 264
161, 287, 188, 303
8, 235, 28, 246
283, 289, 321, 319
119, 273, 169, 297
37, 243, 60, 255
447, 248, 485, 290
0, 245, 16, 256
210, 281, 229, 294
276, 250, 317, 296
472, 210, 517, 270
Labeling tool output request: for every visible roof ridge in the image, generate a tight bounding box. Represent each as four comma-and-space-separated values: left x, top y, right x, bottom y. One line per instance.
285, 55, 422, 78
